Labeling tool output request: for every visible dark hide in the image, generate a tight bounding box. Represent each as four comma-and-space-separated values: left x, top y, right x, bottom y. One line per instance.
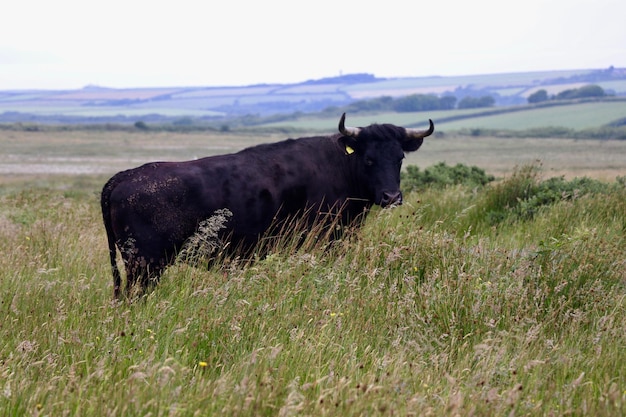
101, 114, 433, 298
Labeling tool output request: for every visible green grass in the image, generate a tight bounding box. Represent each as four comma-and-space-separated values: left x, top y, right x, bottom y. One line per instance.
437, 101, 626, 130
1, 169, 624, 415
261, 109, 484, 130
258, 100, 626, 132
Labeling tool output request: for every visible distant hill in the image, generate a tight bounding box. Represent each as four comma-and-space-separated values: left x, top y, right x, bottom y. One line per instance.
1, 67, 625, 124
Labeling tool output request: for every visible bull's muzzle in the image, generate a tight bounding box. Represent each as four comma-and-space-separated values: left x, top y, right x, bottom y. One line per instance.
380, 191, 403, 208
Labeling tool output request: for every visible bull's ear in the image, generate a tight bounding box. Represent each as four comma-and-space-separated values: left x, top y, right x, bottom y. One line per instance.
338, 135, 359, 155
401, 137, 424, 152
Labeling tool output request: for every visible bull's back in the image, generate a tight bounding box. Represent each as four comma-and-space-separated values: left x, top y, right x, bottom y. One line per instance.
105, 156, 283, 247
105, 137, 349, 253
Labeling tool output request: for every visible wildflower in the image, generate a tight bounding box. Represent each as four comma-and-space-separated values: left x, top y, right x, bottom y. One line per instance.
199, 361, 208, 368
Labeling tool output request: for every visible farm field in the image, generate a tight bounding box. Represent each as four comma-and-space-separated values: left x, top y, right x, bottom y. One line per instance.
259, 100, 626, 132
340, 69, 605, 98
0, 142, 624, 415
2, 66, 626, 414
2, 127, 626, 186
2, 67, 625, 122
261, 109, 486, 130
436, 101, 626, 131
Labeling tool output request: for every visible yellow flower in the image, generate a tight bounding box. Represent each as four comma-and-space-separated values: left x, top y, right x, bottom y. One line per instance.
199, 361, 208, 367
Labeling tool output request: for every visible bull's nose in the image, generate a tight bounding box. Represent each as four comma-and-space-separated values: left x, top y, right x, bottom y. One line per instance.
380, 191, 403, 208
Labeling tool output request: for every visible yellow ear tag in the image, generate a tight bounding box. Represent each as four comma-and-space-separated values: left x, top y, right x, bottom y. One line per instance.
345, 145, 355, 155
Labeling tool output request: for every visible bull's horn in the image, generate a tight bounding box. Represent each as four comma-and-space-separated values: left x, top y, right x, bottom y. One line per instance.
406, 119, 435, 138
338, 113, 361, 137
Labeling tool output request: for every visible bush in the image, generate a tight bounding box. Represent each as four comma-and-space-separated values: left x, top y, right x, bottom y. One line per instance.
470, 164, 619, 228
401, 162, 495, 193
528, 89, 549, 104
457, 95, 495, 109
555, 84, 606, 100
134, 120, 148, 130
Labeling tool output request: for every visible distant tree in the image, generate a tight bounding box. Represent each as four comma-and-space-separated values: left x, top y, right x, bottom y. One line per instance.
477, 96, 495, 107
439, 95, 457, 110
576, 84, 606, 98
555, 84, 605, 100
528, 89, 549, 104
555, 88, 578, 100
457, 95, 495, 109
393, 94, 440, 112
393, 95, 420, 112
134, 121, 148, 130
172, 117, 194, 126
346, 96, 394, 112
372, 96, 394, 109
342, 93, 458, 114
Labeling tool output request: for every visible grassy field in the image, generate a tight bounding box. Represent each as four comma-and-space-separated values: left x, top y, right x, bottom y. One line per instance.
260, 100, 626, 132
3, 125, 625, 186
0, 163, 624, 415
1, 126, 625, 415
261, 109, 485, 130
436, 101, 626, 131
341, 70, 597, 98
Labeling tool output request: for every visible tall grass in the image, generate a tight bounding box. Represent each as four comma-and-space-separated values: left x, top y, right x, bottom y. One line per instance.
0, 171, 624, 415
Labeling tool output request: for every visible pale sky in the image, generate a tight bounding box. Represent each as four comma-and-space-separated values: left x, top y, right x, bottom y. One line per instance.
1, 0, 625, 90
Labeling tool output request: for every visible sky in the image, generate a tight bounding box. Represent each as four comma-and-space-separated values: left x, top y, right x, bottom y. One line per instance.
1, 0, 625, 90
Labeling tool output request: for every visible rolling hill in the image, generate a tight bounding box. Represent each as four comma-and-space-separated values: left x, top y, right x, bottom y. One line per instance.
1, 67, 625, 125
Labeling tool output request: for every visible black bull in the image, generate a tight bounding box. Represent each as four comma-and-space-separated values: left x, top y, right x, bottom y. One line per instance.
101, 114, 434, 298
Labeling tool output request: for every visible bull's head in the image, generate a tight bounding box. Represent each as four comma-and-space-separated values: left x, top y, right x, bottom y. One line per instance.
338, 113, 434, 207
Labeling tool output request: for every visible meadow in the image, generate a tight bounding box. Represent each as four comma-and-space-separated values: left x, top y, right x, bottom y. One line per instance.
261, 100, 626, 132
4, 68, 625, 123
2, 126, 626, 184
0, 127, 625, 415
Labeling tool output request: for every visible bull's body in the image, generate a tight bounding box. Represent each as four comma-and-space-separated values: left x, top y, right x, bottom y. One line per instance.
101, 114, 433, 298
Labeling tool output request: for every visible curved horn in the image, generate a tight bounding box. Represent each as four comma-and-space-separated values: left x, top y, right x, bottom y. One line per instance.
406, 119, 435, 138
338, 113, 361, 137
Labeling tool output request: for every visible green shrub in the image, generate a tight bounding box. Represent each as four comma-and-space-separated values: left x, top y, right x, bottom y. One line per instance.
134, 120, 148, 130
468, 164, 622, 229
402, 162, 495, 193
